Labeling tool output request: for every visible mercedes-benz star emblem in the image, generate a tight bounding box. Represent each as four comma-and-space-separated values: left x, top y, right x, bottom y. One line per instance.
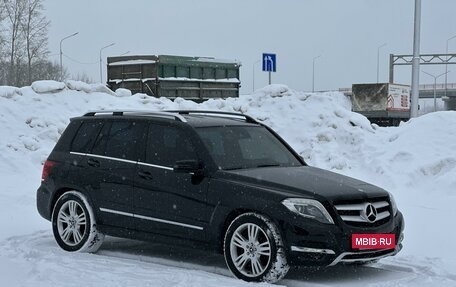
363, 203, 377, 222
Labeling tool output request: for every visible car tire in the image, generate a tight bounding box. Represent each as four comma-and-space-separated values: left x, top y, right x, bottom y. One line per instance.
51, 191, 104, 253
223, 212, 289, 283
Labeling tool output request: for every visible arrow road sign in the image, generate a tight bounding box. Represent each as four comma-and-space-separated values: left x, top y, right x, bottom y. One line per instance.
262, 53, 276, 72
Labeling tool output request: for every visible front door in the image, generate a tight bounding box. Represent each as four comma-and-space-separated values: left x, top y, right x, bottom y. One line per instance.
133, 123, 211, 241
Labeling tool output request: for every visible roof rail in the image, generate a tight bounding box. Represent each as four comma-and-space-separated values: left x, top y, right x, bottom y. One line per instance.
83, 110, 187, 122
165, 110, 258, 124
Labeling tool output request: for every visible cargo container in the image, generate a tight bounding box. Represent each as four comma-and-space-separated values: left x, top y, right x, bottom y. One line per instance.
352, 83, 410, 126
107, 55, 241, 101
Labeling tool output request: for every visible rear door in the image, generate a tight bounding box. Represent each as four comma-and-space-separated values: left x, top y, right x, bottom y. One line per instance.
133, 123, 212, 240
71, 119, 146, 229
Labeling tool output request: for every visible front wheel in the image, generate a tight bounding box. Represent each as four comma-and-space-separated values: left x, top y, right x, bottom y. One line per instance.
51, 191, 104, 253
223, 212, 289, 283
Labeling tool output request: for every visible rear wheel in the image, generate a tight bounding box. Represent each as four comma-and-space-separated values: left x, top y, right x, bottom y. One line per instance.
52, 191, 104, 253
223, 212, 289, 283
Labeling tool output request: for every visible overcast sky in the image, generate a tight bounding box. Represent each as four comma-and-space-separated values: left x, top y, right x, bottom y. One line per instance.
44, 0, 456, 94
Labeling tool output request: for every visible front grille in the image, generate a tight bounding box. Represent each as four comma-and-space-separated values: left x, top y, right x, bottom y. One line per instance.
334, 199, 391, 227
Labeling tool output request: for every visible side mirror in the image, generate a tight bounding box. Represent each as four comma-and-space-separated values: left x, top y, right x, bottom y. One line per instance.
173, 160, 201, 174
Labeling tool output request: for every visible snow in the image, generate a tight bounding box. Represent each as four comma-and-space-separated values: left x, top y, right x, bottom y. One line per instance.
0, 86, 22, 98
108, 59, 157, 66
0, 83, 455, 286
159, 77, 240, 83
115, 88, 132, 97
31, 80, 66, 93
66, 80, 92, 93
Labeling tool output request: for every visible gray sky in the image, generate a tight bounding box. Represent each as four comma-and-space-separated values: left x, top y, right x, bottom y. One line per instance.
44, 0, 456, 94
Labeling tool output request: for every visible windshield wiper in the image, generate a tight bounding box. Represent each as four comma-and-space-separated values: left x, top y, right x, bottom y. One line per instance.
223, 166, 245, 171
256, 164, 281, 168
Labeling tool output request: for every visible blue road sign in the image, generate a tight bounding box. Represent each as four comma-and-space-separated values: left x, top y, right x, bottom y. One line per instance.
262, 53, 276, 72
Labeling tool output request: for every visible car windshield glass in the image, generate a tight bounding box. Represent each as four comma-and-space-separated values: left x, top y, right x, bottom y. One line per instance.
196, 126, 302, 170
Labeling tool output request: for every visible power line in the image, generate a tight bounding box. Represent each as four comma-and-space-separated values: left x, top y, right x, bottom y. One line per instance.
62, 53, 98, 65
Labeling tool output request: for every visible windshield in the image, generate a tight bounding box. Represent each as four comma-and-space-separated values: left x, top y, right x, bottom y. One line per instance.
196, 126, 302, 170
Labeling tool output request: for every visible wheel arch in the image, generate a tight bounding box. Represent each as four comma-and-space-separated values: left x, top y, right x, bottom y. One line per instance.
218, 208, 284, 254
50, 187, 94, 217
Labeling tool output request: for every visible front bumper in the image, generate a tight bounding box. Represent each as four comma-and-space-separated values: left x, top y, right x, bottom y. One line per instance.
284, 211, 405, 266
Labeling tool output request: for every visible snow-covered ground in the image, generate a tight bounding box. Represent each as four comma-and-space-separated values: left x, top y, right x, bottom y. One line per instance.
0, 82, 455, 286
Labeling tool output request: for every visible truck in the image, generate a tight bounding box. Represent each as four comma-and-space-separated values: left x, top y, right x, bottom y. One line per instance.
107, 55, 241, 101
351, 83, 411, 126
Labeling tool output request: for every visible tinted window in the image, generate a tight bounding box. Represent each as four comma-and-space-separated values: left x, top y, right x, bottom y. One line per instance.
196, 126, 301, 170
92, 121, 146, 161
146, 124, 197, 167
71, 121, 103, 153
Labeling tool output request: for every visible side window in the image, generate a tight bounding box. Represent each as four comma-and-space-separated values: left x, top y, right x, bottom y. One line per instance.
71, 121, 103, 153
92, 121, 146, 161
146, 124, 197, 167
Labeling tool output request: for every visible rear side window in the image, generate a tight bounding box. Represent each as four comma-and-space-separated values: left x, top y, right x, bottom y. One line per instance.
92, 121, 146, 161
71, 121, 103, 153
146, 124, 197, 167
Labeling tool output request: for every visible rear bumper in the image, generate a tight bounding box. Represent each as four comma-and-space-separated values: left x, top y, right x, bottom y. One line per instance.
284, 211, 405, 266
36, 183, 53, 221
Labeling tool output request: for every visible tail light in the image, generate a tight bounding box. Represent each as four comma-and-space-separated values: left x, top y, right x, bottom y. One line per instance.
41, 160, 56, 182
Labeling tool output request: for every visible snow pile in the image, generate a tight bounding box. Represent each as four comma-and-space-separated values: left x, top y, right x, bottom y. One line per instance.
115, 88, 132, 97
0, 86, 22, 98
31, 80, 66, 93
65, 80, 92, 93
352, 112, 456, 193
0, 83, 455, 286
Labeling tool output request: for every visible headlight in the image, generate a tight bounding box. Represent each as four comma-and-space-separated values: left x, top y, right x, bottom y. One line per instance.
389, 192, 398, 216
282, 198, 334, 224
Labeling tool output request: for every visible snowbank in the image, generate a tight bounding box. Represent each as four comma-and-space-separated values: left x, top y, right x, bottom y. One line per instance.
1, 83, 455, 194
0, 83, 455, 286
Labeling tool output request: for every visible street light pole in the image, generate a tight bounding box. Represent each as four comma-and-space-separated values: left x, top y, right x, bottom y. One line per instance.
422, 70, 449, 112
377, 43, 387, 83
59, 32, 79, 78
252, 59, 261, 93
312, 55, 321, 93
410, 0, 421, 118
99, 43, 115, 83
445, 35, 456, 98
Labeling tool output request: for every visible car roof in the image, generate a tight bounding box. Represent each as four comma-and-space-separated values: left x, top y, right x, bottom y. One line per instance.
182, 114, 259, 128
73, 110, 261, 128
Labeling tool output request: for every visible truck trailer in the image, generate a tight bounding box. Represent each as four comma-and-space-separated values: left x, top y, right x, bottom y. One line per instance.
352, 83, 411, 126
107, 55, 241, 101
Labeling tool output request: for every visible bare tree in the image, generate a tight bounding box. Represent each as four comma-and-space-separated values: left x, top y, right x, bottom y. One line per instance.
2, 0, 25, 86
21, 0, 50, 84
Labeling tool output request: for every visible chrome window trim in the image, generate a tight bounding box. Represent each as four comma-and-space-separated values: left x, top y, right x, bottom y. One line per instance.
137, 161, 173, 171
70, 152, 173, 171
99, 207, 204, 231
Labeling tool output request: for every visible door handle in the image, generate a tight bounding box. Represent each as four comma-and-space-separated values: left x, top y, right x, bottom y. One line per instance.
138, 170, 153, 180
87, 158, 100, 167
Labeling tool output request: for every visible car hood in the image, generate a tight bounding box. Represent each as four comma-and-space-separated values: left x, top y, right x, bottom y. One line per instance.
217, 166, 388, 202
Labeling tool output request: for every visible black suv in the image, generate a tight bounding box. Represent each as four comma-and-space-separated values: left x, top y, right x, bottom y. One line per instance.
37, 110, 404, 283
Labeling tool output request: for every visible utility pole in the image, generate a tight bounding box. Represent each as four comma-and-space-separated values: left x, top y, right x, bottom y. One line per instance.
377, 43, 387, 83
99, 43, 115, 83
410, 0, 421, 118
59, 32, 79, 79
312, 55, 321, 92
252, 59, 260, 92
422, 70, 449, 112
445, 35, 456, 98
